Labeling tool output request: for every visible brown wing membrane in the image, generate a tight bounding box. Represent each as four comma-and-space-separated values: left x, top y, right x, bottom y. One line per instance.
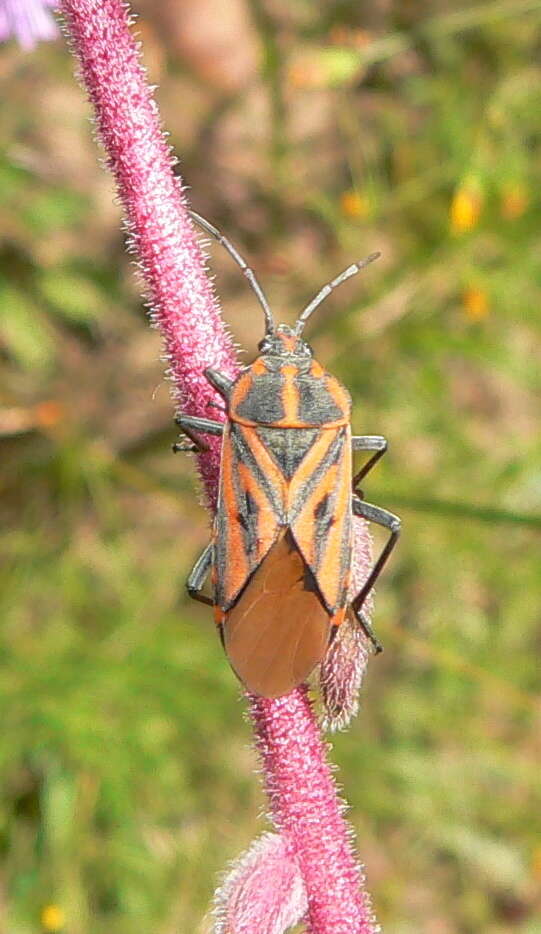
223, 530, 331, 698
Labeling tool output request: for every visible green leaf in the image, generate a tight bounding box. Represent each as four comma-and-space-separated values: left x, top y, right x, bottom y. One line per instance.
38, 270, 108, 324
0, 284, 54, 371
22, 189, 87, 235
317, 47, 363, 86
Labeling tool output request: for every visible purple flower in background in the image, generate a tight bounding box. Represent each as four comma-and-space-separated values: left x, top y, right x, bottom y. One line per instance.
0, 0, 58, 50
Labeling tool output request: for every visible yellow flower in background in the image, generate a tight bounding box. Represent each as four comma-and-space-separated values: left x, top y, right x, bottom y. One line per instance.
462, 287, 489, 321
288, 58, 323, 89
531, 845, 541, 880
41, 905, 65, 932
340, 190, 371, 219
450, 186, 482, 234
288, 47, 363, 89
501, 182, 529, 220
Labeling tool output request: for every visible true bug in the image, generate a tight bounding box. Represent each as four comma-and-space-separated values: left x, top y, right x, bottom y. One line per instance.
175, 211, 401, 698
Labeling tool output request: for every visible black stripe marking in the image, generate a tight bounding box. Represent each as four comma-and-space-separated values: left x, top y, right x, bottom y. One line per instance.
235, 371, 285, 423
297, 373, 345, 424
231, 425, 285, 520
288, 428, 346, 523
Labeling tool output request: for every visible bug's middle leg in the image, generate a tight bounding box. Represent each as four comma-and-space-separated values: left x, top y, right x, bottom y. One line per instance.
173, 414, 224, 453
351, 495, 401, 653
186, 542, 214, 607
351, 435, 388, 493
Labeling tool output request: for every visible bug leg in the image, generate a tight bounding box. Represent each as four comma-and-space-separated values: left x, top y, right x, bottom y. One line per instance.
187, 543, 213, 607
351, 435, 388, 496
175, 414, 224, 435
351, 496, 401, 652
355, 609, 384, 655
207, 400, 227, 414
204, 368, 233, 399
173, 414, 224, 453
172, 434, 201, 453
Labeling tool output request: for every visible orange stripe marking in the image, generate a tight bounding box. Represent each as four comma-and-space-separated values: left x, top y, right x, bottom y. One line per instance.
220, 431, 250, 603
287, 430, 336, 502
238, 425, 287, 511
289, 427, 352, 610
279, 364, 299, 425
231, 414, 349, 428
316, 435, 351, 607
325, 374, 351, 414
238, 461, 277, 566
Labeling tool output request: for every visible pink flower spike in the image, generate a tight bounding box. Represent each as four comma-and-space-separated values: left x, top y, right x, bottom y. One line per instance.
0, 0, 58, 49
59, 1, 381, 931
251, 688, 380, 933
212, 832, 307, 934
60, 0, 238, 510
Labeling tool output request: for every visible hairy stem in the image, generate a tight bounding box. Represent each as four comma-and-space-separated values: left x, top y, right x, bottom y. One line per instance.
59, 2, 378, 930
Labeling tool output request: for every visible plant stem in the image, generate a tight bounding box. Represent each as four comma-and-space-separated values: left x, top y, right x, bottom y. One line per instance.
59, 2, 379, 931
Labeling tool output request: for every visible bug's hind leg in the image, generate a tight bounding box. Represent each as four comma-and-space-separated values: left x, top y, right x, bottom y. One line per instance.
355, 609, 383, 655
173, 414, 224, 453
187, 543, 213, 607
351, 495, 401, 653
351, 435, 388, 494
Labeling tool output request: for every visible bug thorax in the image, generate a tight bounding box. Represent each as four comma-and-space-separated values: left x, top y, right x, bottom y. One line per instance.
227, 323, 351, 429
257, 324, 313, 365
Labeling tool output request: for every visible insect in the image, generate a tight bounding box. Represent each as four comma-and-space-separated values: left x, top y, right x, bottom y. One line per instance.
175, 211, 401, 698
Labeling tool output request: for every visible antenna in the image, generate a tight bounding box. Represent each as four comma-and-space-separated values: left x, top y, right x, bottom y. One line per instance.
294, 252, 381, 335
189, 211, 275, 335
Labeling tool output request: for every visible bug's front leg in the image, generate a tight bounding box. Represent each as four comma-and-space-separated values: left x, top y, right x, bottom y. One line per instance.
351, 434, 388, 495
350, 495, 401, 653
173, 414, 224, 453
186, 542, 214, 607
204, 368, 233, 399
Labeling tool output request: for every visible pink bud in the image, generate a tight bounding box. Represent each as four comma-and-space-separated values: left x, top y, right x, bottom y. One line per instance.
212, 833, 307, 934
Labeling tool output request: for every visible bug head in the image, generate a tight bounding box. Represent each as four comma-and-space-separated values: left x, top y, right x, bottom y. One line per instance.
258, 324, 313, 361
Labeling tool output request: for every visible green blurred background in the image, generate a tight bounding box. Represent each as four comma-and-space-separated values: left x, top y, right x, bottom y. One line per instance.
1, 1, 540, 931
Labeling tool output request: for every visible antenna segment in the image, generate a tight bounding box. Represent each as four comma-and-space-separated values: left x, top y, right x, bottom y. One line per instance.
190, 211, 275, 335
295, 252, 381, 335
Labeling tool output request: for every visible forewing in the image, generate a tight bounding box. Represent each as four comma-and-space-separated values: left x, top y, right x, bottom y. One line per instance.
288, 426, 352, 613
214, 423, 285, 610
223, 531, 331, 698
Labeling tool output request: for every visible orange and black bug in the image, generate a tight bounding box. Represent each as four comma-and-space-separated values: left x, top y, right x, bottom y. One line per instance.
174, 212, 400, 698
